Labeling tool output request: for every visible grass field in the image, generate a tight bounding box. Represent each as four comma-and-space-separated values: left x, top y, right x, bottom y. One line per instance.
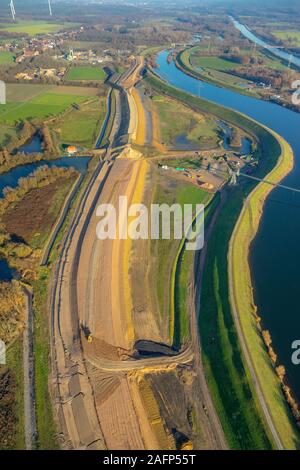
4, 340, 25, 449
178, 48, 259, 97
0, 51, 14, 65
6, 84, 54, 102
66, 66, 106, 81
146, 71, 296, 449
272, 30, 300, 47
0, 20, 79, 37
54, 96, 106, 148
48, 86, 100, 97
191, 55, 239, 70
0, 84, 95, 125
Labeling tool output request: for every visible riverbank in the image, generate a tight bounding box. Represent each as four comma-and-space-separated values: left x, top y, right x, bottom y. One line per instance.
176, 48, 258, 98
228, 129, 298, 449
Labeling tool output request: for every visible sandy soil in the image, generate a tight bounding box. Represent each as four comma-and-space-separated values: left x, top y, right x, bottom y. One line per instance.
77, 158, 146, 352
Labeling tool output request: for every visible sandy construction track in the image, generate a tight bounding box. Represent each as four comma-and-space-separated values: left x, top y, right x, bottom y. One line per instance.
50, 59, 227, 450
77, 158, 146, 353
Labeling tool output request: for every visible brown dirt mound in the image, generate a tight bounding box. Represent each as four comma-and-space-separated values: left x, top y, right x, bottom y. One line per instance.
3, 177, 75, 246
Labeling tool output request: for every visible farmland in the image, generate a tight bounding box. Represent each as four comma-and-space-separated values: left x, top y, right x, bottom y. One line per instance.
66, 66, 106, 81
0, 20, 79, 37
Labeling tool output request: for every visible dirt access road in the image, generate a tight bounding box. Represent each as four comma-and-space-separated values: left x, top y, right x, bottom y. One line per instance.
50, 57, 226, 450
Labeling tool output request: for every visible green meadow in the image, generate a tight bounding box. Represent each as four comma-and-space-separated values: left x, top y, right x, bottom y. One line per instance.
191, 55, 239, 70
0, 20, 79, 37
0, 84, 92, 125
66, 66, 106, 81
56, 97, 107, 148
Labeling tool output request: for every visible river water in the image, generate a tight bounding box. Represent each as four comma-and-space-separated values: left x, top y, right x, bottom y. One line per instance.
156, 50, 300, 403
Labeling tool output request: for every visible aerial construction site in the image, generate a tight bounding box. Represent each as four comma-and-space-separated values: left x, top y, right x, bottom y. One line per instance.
50, 57, 227, 451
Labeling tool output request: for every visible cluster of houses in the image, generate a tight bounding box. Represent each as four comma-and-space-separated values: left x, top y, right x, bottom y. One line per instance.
0, 24, 127, 84
0, 25, 82, 62
15, 67, 66, 81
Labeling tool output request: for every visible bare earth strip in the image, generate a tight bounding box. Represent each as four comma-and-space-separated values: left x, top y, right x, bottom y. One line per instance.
77, 158, 145, 353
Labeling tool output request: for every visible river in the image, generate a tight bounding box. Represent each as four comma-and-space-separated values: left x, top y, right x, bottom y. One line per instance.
156, 50, 300, 404
230, 16, 300, 69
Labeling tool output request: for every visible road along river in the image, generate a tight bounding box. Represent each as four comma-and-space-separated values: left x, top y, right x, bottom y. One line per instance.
156, 50, 300, 405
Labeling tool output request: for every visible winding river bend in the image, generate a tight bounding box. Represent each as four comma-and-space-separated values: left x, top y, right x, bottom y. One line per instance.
156, 50, 300, 404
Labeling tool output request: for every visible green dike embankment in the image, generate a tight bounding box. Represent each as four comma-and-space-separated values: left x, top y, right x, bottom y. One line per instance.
146, 69, 300, 449
171, 190, 215, 348
228, 131, 298, 449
